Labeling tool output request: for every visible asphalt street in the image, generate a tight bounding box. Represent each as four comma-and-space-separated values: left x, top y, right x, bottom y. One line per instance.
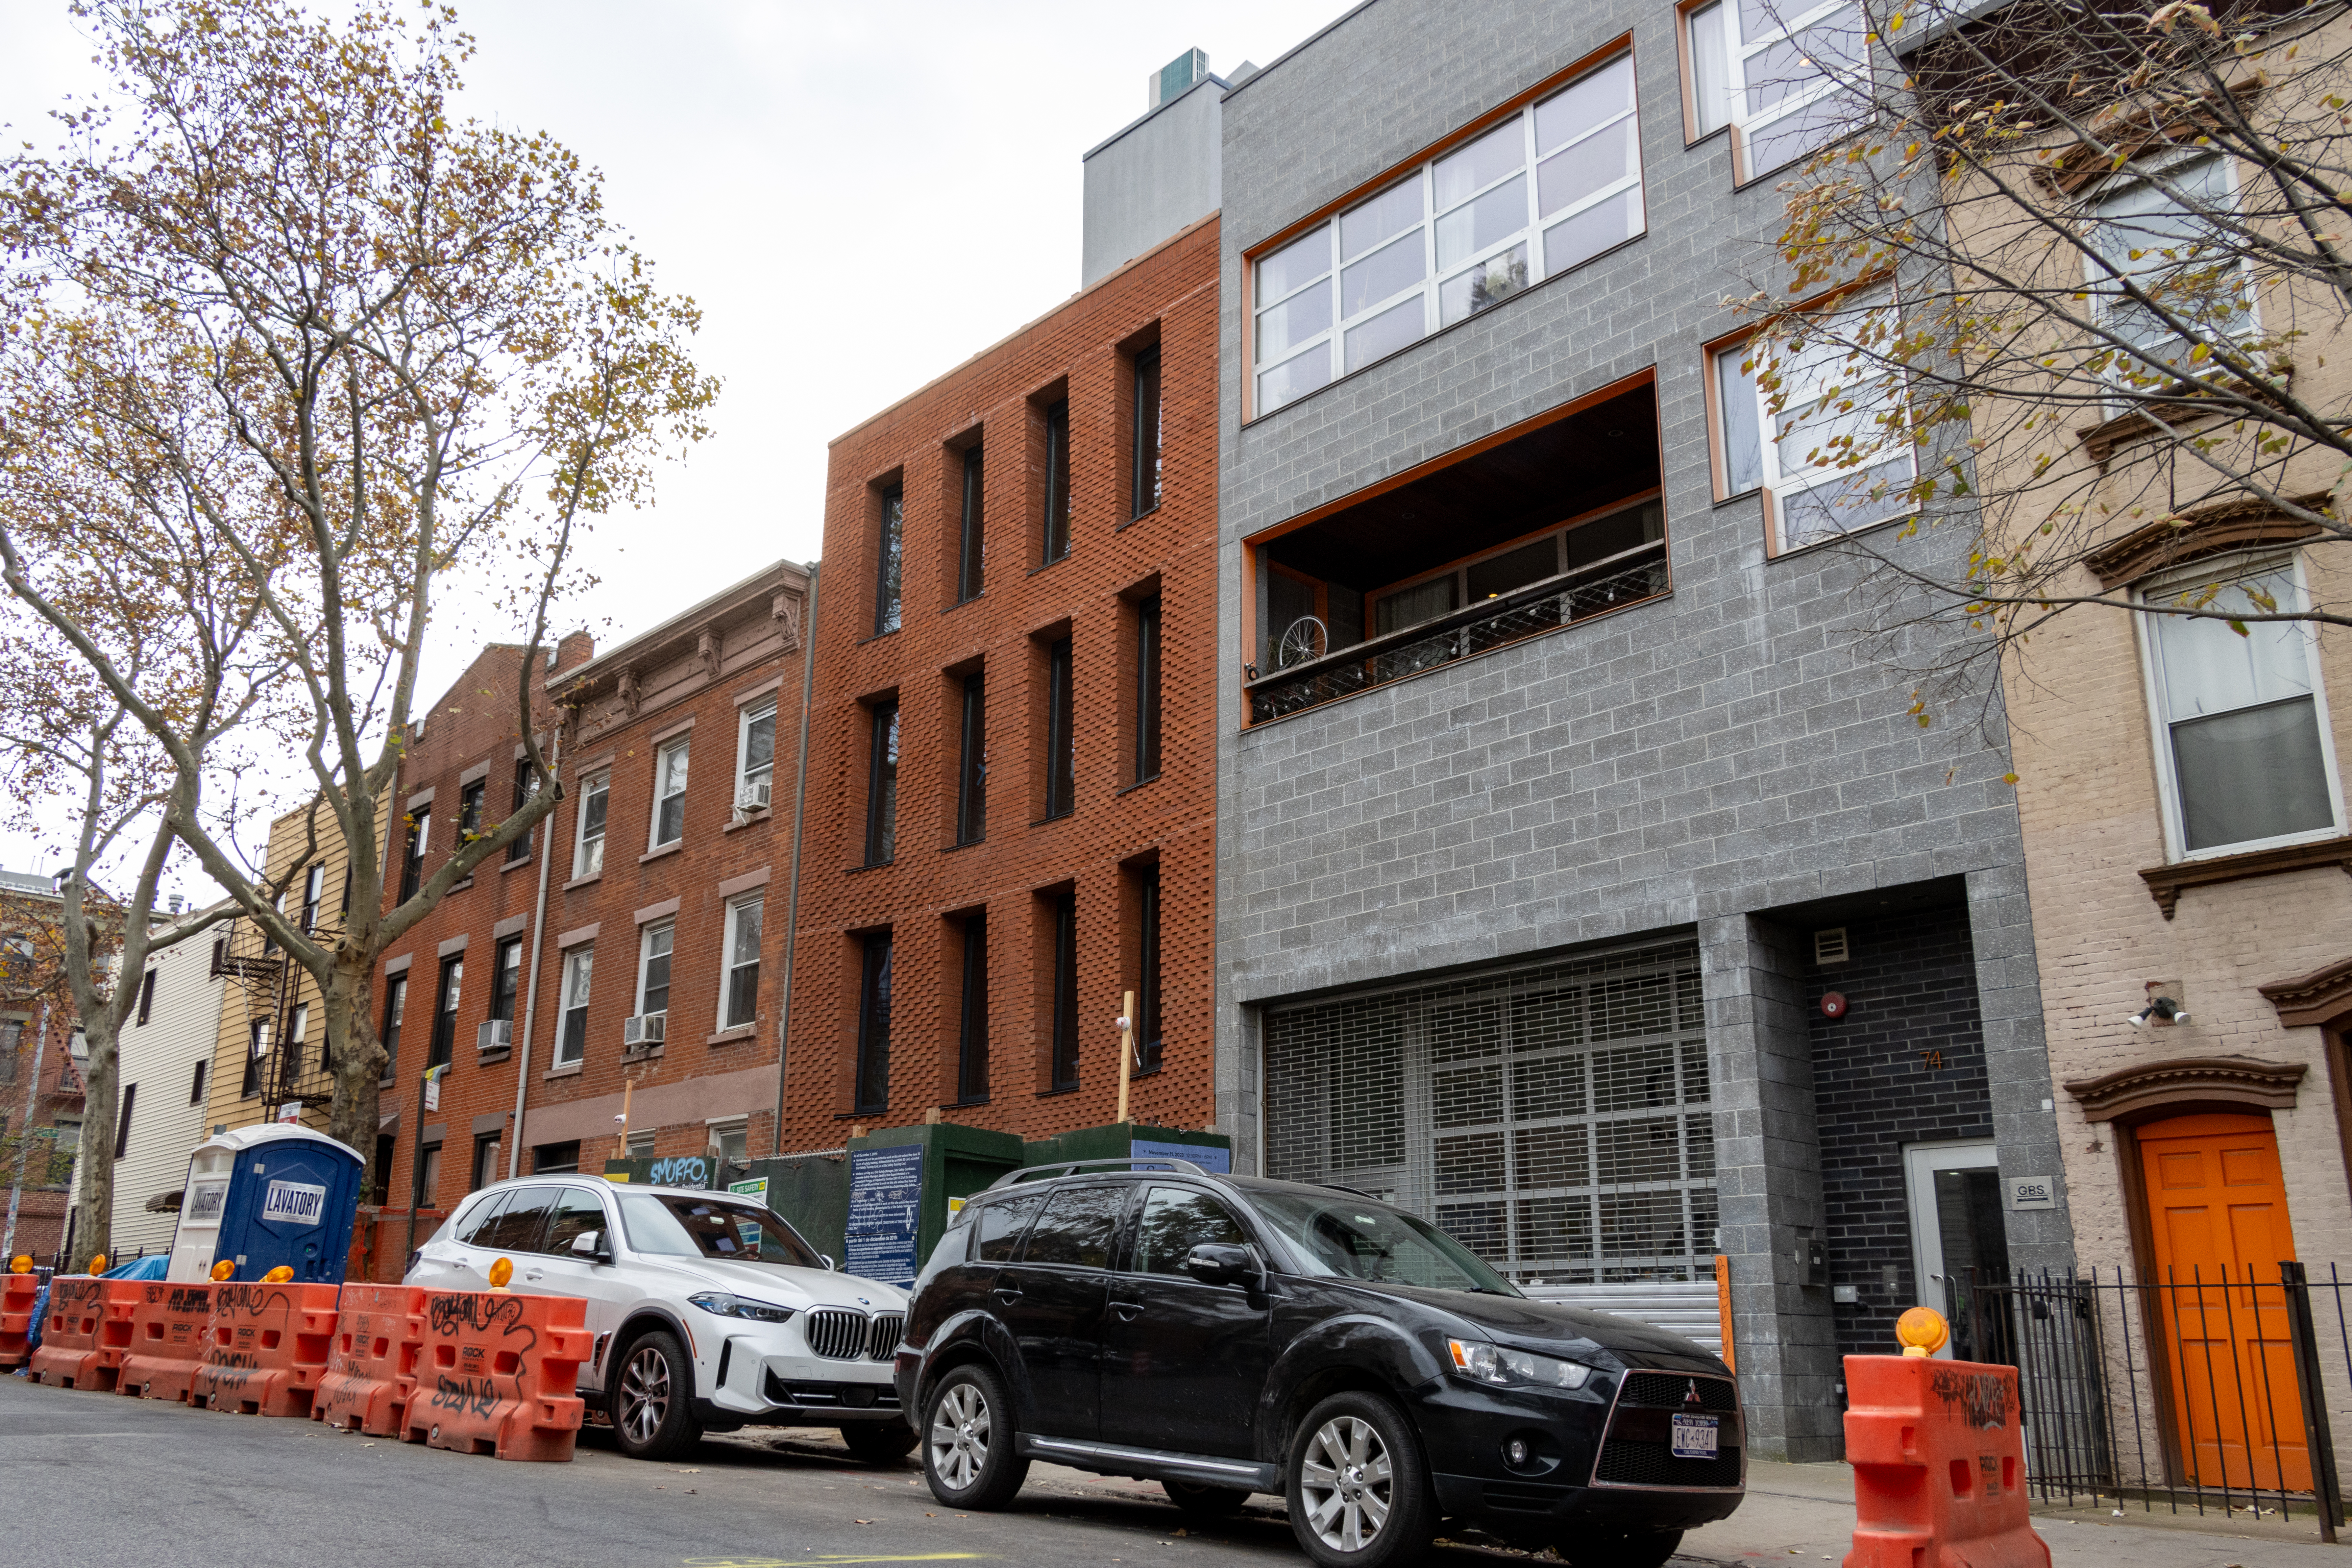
0, 1373, 1555, 1568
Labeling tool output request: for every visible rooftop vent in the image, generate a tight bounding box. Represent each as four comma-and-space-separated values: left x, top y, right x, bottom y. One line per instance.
1148, 47, 1208, 109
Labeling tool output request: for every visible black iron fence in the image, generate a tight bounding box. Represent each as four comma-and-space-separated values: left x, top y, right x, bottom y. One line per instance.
1949, 1264, 2349, 1537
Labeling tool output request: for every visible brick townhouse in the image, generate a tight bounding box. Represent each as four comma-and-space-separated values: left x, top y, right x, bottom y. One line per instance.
366, 562, 809, 1277
1, 869, 86, 1264
781, 70, 1226, 1150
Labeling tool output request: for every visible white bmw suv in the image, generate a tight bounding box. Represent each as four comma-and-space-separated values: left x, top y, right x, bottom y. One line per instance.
407, 1176, 914, 1462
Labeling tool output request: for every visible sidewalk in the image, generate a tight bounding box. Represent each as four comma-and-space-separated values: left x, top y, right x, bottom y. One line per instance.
1681, 1460, 2342, 1568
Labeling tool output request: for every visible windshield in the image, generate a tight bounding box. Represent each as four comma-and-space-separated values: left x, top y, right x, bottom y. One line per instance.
1248, 1189, 1520, 1296
616, 1192, 825, 1270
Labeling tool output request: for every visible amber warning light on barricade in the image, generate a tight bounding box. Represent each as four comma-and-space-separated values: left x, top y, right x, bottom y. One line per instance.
260, 1266, 294, 1283
88, 1254, 106, 1274
488, 1257, 514, 1290
8, 1255, 28, 1274
1896, 1306, 1949, 1358
211, 1260, 235, 1281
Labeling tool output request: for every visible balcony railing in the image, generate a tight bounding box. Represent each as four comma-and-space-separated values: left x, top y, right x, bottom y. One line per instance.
1246, 539, 1671, 724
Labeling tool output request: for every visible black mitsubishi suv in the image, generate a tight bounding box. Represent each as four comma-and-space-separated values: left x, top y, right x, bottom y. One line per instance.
895, 1158, 1743, 1568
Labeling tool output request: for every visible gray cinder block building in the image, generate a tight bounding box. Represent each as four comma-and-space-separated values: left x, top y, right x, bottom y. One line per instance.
1211, 0, 2075, 1460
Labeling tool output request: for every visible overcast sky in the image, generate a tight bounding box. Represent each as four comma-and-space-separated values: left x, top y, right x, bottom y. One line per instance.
0, 0, 1345, 899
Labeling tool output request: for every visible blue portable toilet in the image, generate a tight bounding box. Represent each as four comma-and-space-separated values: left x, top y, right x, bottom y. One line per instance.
164, 1125, 365, 1284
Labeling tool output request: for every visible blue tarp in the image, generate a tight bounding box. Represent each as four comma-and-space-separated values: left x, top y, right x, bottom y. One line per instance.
100, 1255, 167, 1280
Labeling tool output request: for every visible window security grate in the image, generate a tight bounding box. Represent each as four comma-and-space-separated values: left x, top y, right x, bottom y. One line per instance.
1263, 940, 1714, 1285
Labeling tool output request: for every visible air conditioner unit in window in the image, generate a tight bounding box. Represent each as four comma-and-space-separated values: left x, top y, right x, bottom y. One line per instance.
737, 779, 772, 811
477, 1019, 513, 1051
623, 1012, 666, 1047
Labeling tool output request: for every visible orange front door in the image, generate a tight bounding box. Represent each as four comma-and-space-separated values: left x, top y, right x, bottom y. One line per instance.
2135, 1112, 2308, 1492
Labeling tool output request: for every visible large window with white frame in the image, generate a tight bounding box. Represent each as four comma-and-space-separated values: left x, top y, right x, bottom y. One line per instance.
649, 738, 689, 850
1251, 51, 1645, 416
2139, 554, 2341, 857
736, 696, 777, 812
573, 770, 609, 879
636, 922, 674, 1023
1682, 0, 1868, 182
1709, 284, 1914, 553
555, 946, 592, 1067
2085, 153, 2253, 392
719, 894, 763, 1031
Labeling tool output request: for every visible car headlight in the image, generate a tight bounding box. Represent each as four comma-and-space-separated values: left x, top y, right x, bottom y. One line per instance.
688, 1292, 796, 1324
1447, 1339, 1593, 1390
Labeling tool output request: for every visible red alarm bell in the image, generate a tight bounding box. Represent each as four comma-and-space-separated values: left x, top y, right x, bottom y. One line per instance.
1820, 990, 1848, 1019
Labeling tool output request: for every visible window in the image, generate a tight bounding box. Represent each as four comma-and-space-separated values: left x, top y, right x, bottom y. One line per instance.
636, 922, 674, 1020
708, 1118, 749, 1165
480, 1185, 552, 1250
1134, 597, 1161, 782
2086, 154, 2252, 386
430, 954, 462, 1070
864, 700, 900, 864
1136, 868, 1163, 1074
534, 1141, 581, 1176
300, 864, 324, 933
188, 1056, 207, 1105
650, 739, 689, 850
854, 932, 892, 1115
625, 1130, 656, 1157
1684, 0, 1868, 181
1131, 349, 1163, 518
113, 1082, 137, 1159
1710, 286, 1913, 552
1133, 1186, 1246, 1275
721, 895, 762, 1030
507, 760, 535, 864
956, 913, 988, 1103
458, 779, 485, 846
471, 1131, 501, 1193
1044, 637, 1074, 819
556, 947, 592, 1066
737, 697, 777, 811
1050, 889, 1079, 1091
489, 935, 523, 1025
573, 771, 609, 878
544, 1185, 604, 1247
241, 1018, 268, 1098
1252, 53, 1644, 415
2141, 557, 2339, 855
399, 811, 427, 902
372, 1133, 393, 1205
957, 445, 985, 603
414, 1141, 442, 1211
1022, 1184, 1123, 1267
874, 485, 904, 636
956, 675, 986, 845
1, 937, 32, 988
976, 1191, 1044, 1260
136, 968, 157, 1026
1041, 400, 1071, 563
286, 1002, 309, 1077
380, 975, 406, 1076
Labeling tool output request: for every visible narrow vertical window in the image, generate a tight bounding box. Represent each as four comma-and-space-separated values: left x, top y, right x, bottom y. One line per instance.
556, 948, 592, 1067
381, 975, 407, 1075
507, 759, 535, 864
242, 1018, 267, 1097
113, 1082, 137, 1158
430, 955, 462, 1070
956, 675, 986, 846
957, 445, 986, 603
414, 1142, 442, 1212
1050, 892, 1079, 1091
651, 739, 690, 849
458, 780, 485, 847
1041, 400, 1071, 564
399, 811, 428, 902
875, 485, 904, 635
736, 697, 777, 811
489, 935, 523, 1026
286, 1002, 309, 1077
189, 1057, 208, 1105
1130, 348, 1163, 518
1136, 868, 1162, 1073
1044, 638, 1075, 818
721, 895, 763, 1030
865, 700, 900, 864
957, 914, 988, 1103
300, 864, 324, 932
855, 932, 893, 1114
1134, 597, 1162, 782
136, 969, 157, 1026
637, 923, 675, 1020
573, 771, 609, 878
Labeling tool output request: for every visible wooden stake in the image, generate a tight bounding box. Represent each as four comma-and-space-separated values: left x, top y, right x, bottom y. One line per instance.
614, 1077, 634, 1161
1117, 989, 1136, 1125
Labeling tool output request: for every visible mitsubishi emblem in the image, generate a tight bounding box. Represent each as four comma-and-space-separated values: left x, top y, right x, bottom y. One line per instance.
1685, 1379, 1703, 1406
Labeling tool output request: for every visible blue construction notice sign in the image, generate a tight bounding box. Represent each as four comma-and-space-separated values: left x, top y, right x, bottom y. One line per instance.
844, 1145, 924, 1288
1132, 1137, 1230, 1173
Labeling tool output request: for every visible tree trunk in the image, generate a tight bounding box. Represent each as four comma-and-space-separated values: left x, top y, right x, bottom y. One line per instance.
69, 1020, 115, 1273
322, 965, 385, 1193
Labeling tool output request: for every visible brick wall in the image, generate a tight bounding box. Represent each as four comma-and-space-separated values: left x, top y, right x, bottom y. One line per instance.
784, 217, 1220, 1151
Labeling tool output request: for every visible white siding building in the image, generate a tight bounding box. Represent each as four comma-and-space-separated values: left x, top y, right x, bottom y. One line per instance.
106, 905, 228, 1257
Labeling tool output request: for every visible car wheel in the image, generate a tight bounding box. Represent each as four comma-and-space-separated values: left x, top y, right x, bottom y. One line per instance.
921, 1363, 1029, 1510
1285, 1390, 1434, 1568
841, 1420, 920, 1465
611, 1329, 702, 1461
1162, 1478, 1250, 1515
1558, 1528, 1683, 1568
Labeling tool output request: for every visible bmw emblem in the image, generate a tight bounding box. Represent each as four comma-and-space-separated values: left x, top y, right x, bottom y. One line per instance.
857, 1296, 871, 1306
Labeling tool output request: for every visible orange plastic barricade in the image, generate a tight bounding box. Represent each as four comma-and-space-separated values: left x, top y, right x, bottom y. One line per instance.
190, 1280, 341, 1417
403, 1289, 592, 1462
117, 1281, 217, 1403
1843, 1354, 2052, 1568
0, 1273, 36, 1370
26, 1277, 140, 1392
315, 1283, 426, 1436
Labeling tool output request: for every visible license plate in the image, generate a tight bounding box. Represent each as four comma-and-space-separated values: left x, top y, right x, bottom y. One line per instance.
1671, 1414, 1719, 1459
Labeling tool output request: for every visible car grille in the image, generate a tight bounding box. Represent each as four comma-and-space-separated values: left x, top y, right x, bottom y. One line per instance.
1594, 1370, 1742, 1490
764, 1371, 901, 1408
803, 1307, 901, 1362
1617, 1371, 1739, 1411
1594, 1438, 1743, 1488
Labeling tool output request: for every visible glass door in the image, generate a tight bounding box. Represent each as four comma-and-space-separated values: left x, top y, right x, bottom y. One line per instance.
1903, 1140, 2011, 1359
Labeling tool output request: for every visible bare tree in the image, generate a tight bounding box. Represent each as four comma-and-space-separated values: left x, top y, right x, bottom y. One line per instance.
0, 0, 715, 1192
1723, 0, 2352, 714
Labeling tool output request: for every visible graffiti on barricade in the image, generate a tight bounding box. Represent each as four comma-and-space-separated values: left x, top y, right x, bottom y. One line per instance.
427, 1291, 528, 1338
211, 1283, 292, 1318
427, 1373, 500, 1420
1928, 1365, 2015, 1430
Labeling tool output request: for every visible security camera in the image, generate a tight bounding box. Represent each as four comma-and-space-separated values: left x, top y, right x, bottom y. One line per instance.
2127, 995, 2191, 1028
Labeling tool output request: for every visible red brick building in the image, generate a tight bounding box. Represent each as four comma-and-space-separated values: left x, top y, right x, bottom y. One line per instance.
781, 213, 1219, 1150
366, 559, 809, 1275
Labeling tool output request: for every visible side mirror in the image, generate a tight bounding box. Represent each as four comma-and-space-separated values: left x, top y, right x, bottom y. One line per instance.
572, 1230, 612, 1263
819, 1253, 837, 1272
1183, 1243, 1259, 1289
